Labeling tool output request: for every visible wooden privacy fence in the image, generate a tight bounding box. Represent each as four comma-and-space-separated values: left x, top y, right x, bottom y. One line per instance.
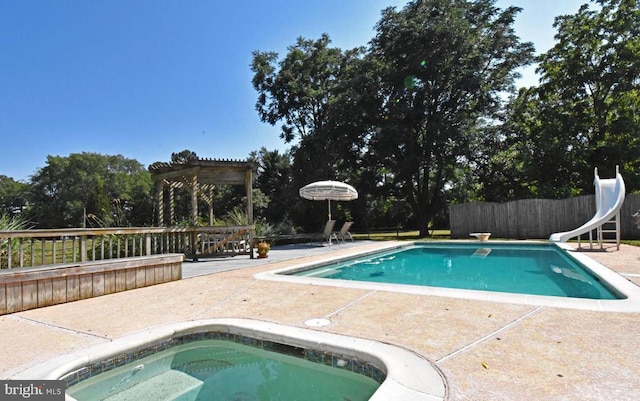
450, 193, 640, 240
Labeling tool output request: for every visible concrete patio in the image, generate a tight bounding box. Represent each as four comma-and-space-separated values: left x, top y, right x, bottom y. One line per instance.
1, 240, 639, 400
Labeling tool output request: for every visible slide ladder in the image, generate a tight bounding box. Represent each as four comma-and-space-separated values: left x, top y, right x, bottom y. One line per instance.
549, 166, 625, 250
597, 213, 621, 249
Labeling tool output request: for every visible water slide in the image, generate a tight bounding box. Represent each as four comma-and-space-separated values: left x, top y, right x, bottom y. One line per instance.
549, 166, 625, 243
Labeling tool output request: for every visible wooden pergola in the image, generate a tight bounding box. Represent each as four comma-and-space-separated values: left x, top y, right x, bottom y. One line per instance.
149, 158, 258, 258
148, 158, 258, 227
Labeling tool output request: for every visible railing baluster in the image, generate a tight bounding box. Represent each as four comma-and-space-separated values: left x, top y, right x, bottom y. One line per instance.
80, 236, 87, 262
40, 238, 46, 266
62, 236, 67, 263
30, 238, 35, 267
19, 238, 24, 267
100, 236, 105, 260
145, 233, 151, 256
7, 239, 12, 268
52, 238, 57, 265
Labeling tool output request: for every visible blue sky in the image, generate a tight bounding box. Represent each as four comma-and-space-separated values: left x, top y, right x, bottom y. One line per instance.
1, 0, 591, 181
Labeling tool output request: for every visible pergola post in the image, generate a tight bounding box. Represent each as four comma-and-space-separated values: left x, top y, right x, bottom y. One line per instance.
208, 186, 214, 225
169, 186, 175, 225
156, 181, 165, 226
245, 167, 254, 259
190, 173, 198, 225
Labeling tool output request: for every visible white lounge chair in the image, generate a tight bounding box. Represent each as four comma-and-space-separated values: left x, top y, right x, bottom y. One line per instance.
319, 220, 337, 245
333, 221, 354, 243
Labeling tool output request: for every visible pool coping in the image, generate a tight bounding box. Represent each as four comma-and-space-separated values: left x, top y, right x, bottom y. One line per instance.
255, 240, 640, 313
14, 318, 447, 401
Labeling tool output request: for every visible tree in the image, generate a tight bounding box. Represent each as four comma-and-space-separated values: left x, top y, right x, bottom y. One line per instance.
534, 0, 640, 191
0, 175, 29, 217
369, 0, 534, 235
85, 177, 112, 227
250, 147, 294, 224
170, 149, 198, 164
251, 35, 367, 180
28, 152, 153, 228
477, 86, 584, 201
252, 34, 373, 229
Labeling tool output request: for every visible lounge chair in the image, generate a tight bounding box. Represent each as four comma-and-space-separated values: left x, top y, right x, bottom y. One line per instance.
318, 220, 337, 245
286, 220, 337, 246
333, 221, 354, 243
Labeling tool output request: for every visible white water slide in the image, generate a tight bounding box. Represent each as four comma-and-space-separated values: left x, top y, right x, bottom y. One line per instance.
549, 166, 625, 244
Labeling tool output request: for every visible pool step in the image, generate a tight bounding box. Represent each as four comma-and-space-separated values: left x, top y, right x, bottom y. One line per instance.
103, 370, 203, 401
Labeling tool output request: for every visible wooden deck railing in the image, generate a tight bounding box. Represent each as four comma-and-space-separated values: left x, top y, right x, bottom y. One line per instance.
0, 225, 254, 269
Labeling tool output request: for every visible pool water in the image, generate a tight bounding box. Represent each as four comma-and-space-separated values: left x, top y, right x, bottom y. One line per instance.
67, 339, 380, 401
293, 243, 621, 299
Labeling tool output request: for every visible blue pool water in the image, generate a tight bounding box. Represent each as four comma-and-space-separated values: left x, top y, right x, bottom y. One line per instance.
292, 243, 621, 299
66, 338, 381, 401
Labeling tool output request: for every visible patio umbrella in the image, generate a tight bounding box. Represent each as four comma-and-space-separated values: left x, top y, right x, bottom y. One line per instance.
299, 180, 358, 220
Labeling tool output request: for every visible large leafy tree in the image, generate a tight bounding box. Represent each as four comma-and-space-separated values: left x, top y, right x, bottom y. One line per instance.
251, 34, 371, 228
251, 35, 367, 176
483, 0, 640, 200
28, 152, 153, 228
477, 86, 583, 201
534, 0, 640, 191
250, 1, 535, 232
369, 0, 534, 234
0, 175, 30, 217
249, 147, 294, 224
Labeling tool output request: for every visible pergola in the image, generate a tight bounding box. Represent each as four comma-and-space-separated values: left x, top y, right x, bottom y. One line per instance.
148, 158, 258, 227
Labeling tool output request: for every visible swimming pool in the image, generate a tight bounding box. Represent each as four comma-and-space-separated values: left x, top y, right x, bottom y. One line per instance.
257, 241, 640, 312
293, 243, 619, 299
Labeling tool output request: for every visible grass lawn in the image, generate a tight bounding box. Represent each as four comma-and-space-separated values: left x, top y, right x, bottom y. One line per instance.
353, 231, 640, 248
352, 229, 451, 241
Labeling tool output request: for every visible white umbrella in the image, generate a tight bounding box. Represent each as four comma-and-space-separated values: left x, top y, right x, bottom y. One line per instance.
299, 180, 358, 220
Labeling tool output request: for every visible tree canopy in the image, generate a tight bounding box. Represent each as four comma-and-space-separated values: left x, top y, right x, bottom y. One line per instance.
478, 0, 640, 201
536, 0, 640, 189
0, 175, 29, 217
251, 0, 535, 234
28, 152, 154, 228
1, 0, 638, 233
368, 0, 534, 234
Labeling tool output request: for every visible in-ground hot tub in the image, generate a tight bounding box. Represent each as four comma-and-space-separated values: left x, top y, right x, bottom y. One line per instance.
15, 319, 446, 401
